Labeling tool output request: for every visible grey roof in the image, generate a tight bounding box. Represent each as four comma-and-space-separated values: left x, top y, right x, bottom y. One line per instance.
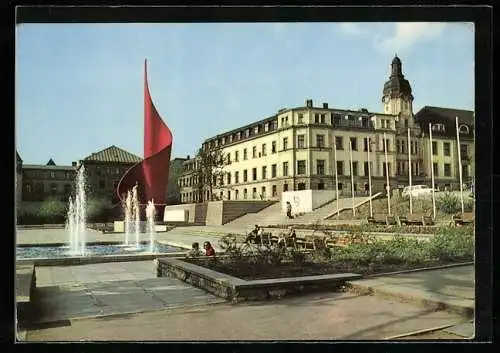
46, 158, 56, 166
414, 106, 474, 125
83, 145, 142, 164
22, 164, 76, 171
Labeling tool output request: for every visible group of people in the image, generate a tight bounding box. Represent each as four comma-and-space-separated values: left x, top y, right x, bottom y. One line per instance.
245, 224, 297, 248
186, 241, 215, 258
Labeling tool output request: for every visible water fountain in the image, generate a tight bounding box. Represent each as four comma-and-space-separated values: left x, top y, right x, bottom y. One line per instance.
67, 165, 87, 256
132, 185, 140, 249
122, 190, 133, 247
146, 200, 156, 253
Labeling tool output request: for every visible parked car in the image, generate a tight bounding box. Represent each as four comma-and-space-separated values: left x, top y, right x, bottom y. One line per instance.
401, 185, 436, 198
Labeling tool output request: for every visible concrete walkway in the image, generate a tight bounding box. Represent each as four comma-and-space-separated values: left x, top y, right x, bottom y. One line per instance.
29, 261, 225, 325
348, 265, 474, 318
26, 289, 466, 341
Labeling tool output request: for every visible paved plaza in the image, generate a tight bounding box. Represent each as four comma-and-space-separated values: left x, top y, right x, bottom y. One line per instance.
16, 228, 475, 341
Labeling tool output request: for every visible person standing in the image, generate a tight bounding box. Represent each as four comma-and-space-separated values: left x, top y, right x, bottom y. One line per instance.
286, 201, 293, 219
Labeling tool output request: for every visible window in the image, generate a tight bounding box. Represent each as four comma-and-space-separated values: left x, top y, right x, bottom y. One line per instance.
283, 183, 289, 192
363, 138, 370, 152
271, 141, 277, 153
283, 137, 288, 150
317, 183, 325, 190
350, 137, 357, 151
320, 114, 326, 124
460, 144, 468, 158
443, 142, 451, 156
235, 150, 239, 162
432, 141, 438, 155
364, 162, 372, 176
283, 162, 289, 176
444, 163, 451, 177
271, 164, 277, 178
262, 144, 267, 156
243, 169, 248, 182
50, 171, 55, 178
220, 191, 223, 200
298, 113, 304, 124
297, 134, 306, 148
382, 163, 392, 177
297, 160, 306, 175
333, 114, 341, 125
401, 141, 405, 154
261, 186, 266, 199
243, 188, 248, 199
298, 183, 306, 190
335, 136, 343, 150
316, 160, 325, 175
433, 163, 439, 176
397, 161, 403, 175
262, 166, 267, 179
316, 134, 325, 148
235, 190, 239, 200
337, 161, 344, 176
352, 162, 358, 176
252, 168, 257, 181
462, 164, 469, 178
243, 148, 248, 160
50, 183, 57, 195
227, 190, 231, 200
337, 182, 343, 190
64, 184, 71, 196
227, 154, 231, 163
314, 113, 319, 123
227, 173, 231, 185
98, 180, 105, 189
382, 138, 390, 152
252, 187, 257, 199
235, 171, 239, 184
459, 125, 469, 134
272, 185, 277, 197
353, 183, 358, 192
252, 146, 257, 158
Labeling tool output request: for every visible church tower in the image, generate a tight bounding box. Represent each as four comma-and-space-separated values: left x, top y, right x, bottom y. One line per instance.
382, 55, 414, 128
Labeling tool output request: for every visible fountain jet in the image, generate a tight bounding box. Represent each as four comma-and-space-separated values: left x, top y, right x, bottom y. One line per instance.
146, 199, 156, 253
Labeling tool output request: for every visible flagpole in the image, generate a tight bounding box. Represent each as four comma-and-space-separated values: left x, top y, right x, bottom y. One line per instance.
367, 137, 373, 218
455, 117, 465, 213
407, 128, 413, 214
429, 123, 436, 219
349, 139, 355, 217
334, 141, 340, 217
383, 133, 391, 215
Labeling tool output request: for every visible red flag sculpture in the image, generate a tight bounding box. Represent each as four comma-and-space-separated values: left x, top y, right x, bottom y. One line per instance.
117, 59, 173, 206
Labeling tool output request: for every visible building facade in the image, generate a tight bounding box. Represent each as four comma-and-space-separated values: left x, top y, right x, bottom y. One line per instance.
178, 56, 474, 203
21, 158, 76, 202
78, 145, 143, 204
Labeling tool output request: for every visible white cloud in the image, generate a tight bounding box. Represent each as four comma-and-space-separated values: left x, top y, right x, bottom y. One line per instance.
377, 22, 447, 54
339, 23, 366, 35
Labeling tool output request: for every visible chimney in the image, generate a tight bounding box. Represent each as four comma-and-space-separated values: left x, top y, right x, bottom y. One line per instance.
322, 103, 328, 109
306, 99, 313, 108
71, 161, 76, 167
187, 155, 190, 160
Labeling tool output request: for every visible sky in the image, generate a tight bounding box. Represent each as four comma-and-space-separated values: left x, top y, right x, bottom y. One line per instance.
16, 22, 474, 166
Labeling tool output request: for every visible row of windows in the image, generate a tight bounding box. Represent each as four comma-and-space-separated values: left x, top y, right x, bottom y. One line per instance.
94, 167, 125, 176
431, 142, 468, 157
220, 161, 394, 186
432, 163, 470, 178
431, 123, 470, 134
24, 183, 72, 195
396, 139, 420, 154
24, 170, 75, 180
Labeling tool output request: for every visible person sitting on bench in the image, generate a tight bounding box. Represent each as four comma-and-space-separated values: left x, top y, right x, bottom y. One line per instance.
245, 225, 262, 244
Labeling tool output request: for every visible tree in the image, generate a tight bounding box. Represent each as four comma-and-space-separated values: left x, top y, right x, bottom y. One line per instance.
195, 146, 231, 201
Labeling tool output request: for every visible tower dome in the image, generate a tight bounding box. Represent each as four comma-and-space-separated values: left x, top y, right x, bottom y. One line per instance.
382, 54, 413, 101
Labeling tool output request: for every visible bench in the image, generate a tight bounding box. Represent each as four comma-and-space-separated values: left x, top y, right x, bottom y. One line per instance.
367, 214, 397, 226
452, 212, 475, 226
398, 213, 435, 226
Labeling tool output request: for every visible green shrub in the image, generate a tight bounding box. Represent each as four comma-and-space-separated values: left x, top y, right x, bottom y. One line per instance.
426, 226, 474, 261
36, 198, 66, 223
437, 192, 460, 214
86, 197, 113, 222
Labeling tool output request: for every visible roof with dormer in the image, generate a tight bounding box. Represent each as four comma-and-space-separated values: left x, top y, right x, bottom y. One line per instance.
383, 55, 413, 100
414, 106, 474, 138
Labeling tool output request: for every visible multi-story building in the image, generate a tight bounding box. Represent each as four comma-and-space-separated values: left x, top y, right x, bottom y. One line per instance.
179, 56, 474, 204
21, 158, 76, 202
166, 157, 189, 205
179, 155, 202, 204
415, 106, 474, 190
77, 145, 143, 204
16, 152, 23, 204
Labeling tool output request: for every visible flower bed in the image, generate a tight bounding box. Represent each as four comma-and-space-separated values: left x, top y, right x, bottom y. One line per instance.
184, 226, 474, 281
